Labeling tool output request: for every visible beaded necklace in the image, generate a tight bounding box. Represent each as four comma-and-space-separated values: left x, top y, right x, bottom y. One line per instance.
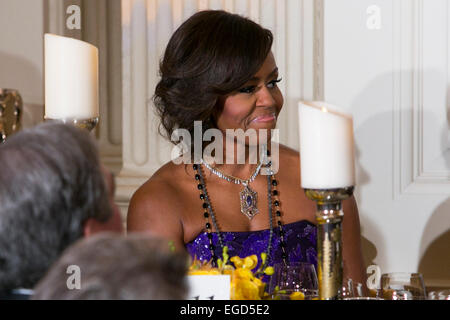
192, 150, 288, 267
201, 158, 263, 220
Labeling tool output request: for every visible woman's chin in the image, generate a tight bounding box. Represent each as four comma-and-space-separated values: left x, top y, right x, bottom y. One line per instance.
249, 122, 278, 133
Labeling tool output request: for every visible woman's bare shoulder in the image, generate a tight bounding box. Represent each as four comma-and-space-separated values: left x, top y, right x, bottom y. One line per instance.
278, 143, 300, 159
149, 160, 192, 186
276, 143, 301, 170
127, 160, 192, 234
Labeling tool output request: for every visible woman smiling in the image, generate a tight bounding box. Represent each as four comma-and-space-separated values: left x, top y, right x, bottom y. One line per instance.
127, 10, 366, 287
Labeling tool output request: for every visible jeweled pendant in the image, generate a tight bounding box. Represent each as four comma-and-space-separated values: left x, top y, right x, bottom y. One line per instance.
240, 185, 258, 220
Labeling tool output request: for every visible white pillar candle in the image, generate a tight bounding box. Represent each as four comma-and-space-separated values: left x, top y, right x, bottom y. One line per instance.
298, 101, 355, 189
44, 34, 99, 120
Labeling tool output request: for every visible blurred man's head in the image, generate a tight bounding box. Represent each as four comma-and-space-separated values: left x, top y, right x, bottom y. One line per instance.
0, 122, 122, 294
33, 233, 189, 300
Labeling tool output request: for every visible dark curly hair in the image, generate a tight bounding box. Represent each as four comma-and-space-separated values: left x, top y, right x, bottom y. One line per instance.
154, 10, 273, 151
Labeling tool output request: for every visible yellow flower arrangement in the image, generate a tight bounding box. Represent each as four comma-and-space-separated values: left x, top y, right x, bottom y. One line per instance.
188, 246, 275, 300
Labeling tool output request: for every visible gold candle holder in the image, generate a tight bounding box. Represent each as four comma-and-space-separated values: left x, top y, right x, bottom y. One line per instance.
0, 89, 23, 143
304, 187, 354, 300
44, 117, 99, 132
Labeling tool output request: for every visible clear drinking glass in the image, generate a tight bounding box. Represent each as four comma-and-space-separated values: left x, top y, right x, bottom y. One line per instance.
269, 262, 319, 300
342, 297, 384, 300
340, 278, 378, 299
380, 273, 427, 300
340, 278, 355, 298
428, 290, 450, 300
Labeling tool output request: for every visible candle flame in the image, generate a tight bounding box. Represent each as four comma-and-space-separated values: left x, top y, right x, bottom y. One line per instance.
321, 107, 328, 113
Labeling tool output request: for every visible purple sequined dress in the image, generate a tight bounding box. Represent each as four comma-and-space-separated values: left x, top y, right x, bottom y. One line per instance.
186, 220, 317, 283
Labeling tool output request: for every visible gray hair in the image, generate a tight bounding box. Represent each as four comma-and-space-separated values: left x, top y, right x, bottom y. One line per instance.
0, 122, 112, 293
32, 233, 189, 300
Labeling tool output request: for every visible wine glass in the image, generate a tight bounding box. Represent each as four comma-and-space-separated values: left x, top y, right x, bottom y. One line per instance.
269, 262, 319, 300
428, 290, 450, 300
340, 278, 381, 300
380, 272, 427, 300
340, 278, 356, 298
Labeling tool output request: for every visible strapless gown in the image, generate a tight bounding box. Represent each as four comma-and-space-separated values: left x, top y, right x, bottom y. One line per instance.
186, 220, 317, 282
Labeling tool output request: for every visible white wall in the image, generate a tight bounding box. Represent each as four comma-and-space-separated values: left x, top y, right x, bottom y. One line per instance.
0, 0, 45, 127
322, 0, 450, 286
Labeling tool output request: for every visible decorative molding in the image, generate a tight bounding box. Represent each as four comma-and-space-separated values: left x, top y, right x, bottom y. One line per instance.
313, 0, 324, 101
301, 0, 315, 102
43, 0, 66, 35
392, 0, 416, 199
394, 0, 450, 197
44, 0, 83, 38
83, 0, 123, 174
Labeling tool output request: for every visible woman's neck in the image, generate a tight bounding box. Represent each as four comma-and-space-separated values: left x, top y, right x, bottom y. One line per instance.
203, 136, 269, 178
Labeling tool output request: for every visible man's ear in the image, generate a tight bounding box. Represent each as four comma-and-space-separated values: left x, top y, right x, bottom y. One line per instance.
83, 218, 96, 237
83, 218, 108, 237
83, 213, 124, 238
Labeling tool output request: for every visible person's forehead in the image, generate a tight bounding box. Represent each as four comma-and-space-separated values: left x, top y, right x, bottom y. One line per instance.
253, 53, 278, 78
